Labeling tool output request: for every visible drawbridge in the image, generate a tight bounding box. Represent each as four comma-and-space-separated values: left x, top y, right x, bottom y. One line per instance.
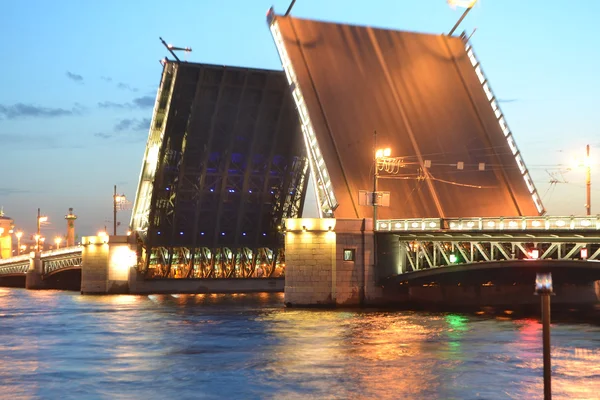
129, 12, 545, 280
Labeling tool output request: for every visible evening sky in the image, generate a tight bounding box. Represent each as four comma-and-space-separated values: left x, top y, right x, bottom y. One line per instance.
1, 0, 599, 239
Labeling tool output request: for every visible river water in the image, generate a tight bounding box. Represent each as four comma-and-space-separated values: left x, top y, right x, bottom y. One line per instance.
1, 288, 599, 400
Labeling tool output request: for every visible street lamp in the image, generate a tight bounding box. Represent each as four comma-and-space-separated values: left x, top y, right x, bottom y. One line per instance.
54, 237, 62, 249
535, 272, 553, 400
36, 208, 48, 251
372, 131, 391, 230
113, 185, 127, 236
447, 0, 479, 36
15, 231, 23, 255
585, 144, 591, 216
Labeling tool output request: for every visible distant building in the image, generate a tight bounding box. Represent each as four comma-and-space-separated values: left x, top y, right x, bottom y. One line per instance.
0, 210, 14, 259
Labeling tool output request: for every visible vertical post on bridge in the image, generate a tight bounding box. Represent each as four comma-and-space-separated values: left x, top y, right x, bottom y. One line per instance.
372, 131, 379, 272
535, 272, 553, 400
585, 144, 591, 216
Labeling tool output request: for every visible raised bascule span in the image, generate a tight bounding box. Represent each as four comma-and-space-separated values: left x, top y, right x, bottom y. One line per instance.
267, 11, 544, 219
130, 61, 308, 278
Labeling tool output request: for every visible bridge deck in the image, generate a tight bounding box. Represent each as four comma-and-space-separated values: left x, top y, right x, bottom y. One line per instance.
270, 15, 542, 219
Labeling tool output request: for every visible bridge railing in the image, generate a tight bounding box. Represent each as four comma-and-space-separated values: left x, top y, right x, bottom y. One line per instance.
0, 254, 31, 265
376, 216, 600, 232
40, 246, 82, 258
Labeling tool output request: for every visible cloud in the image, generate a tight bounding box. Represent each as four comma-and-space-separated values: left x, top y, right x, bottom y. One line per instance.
0, 187, 30, 196
94, 118, 150, 140
0, 103, 84, 119
497, 98, 518, 103
132, 96, 154, 108
66, 71, 84, 83
98, 101, 128, 109
115, 117, 150, 132
117, 82, 138, 92
101, 76, 113, 82
0, 132, 84, 150
97, 95, 155, 110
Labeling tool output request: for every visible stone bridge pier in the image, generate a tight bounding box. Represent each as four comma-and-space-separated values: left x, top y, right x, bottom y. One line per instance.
283, 218, 386, 307
25, 253, 46, 290
80, 234, 135, 294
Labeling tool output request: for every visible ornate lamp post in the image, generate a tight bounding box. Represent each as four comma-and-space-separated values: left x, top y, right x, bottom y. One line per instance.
16, 231, 23, 255
113, 185, 127, 236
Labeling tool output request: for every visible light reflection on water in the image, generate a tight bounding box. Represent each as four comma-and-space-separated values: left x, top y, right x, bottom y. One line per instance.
1, 288, 599, 399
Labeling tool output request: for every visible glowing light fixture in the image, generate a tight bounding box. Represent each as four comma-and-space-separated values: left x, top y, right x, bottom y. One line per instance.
530, 249, 540, 259
581, 248, 588, 259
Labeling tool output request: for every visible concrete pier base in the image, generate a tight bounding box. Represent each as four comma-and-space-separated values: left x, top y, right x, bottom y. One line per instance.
25, 255, 48, 290
284, 218, 383, 307
80, 235, 132, 294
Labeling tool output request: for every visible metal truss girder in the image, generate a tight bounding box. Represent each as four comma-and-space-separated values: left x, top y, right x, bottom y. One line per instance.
142, 245, 284, 279
404, 243, 416, 271
491, 242, 511, 260
213, 72, 251, 245
417, 240, 433, 269
394, 234, 600, 273
454, 243, 470, 264
474, 243, 490, 261
43, 256, 82, 275
394, 232, 600, 243
564, 243, 584, 260
434, 242, 451, 265
0, 263, 29, 276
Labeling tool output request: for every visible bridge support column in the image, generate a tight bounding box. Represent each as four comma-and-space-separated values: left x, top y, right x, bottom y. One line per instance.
284, 218, 383, 307
80, 235, 134, 294
25, 253, 48, 290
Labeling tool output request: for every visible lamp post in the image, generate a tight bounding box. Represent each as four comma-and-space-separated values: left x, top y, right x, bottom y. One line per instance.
16, 231, 23, 255
585, 144, 591, 216
113, 185, 126, 236
372, 131, 391, 231
54, 237, 62, 249
448, 0, 479, 36
535, 272, 553, 400
36, 208, 48, 252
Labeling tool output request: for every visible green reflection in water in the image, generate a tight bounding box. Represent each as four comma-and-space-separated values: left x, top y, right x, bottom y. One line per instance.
445, 314, 469, 355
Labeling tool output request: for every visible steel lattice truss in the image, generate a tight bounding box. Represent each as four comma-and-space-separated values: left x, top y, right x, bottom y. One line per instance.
145, 246, 284, 279
0, 248, 83, 277
0, 262, 29, 276
393, 232, 600, 273
131, 61, 307, 278
43, 255, 82, 275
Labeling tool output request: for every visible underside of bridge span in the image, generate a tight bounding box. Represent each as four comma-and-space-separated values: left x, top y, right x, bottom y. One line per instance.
130, 61, 308, 279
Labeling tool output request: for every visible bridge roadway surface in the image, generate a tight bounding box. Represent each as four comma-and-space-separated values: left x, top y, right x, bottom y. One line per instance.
270, 14, 543, 219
